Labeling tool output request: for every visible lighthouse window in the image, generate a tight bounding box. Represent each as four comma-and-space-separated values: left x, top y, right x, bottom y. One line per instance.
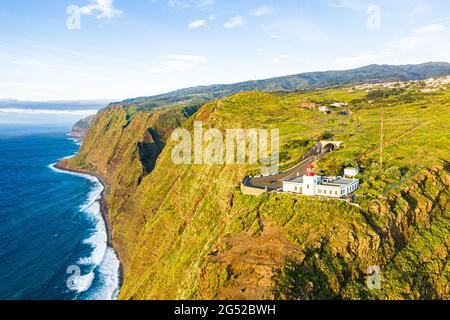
318, 189, 322, 194
307, 185, 310, 189
335, 191, 338, 196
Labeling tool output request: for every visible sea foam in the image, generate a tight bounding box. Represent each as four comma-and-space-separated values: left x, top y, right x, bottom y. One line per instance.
50, 161, 121, 300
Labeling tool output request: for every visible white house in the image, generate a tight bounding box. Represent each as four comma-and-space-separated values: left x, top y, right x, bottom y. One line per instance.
330, 102, 348, 108
282, 163, 359, 198
344, 167, 360, 177
319, 106, 331, 114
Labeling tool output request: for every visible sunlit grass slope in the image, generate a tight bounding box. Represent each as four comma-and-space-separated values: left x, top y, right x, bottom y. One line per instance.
67, 83, 449, 300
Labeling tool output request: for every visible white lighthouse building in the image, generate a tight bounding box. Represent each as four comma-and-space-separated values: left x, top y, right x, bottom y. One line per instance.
282, 163, 359, 198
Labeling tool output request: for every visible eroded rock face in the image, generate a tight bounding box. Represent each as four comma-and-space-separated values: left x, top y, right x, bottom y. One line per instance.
71, 115, 96, 140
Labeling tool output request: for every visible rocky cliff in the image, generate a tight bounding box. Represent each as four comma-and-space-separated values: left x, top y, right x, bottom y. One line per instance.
70, 115, 96, 140
61, 86, 450, 300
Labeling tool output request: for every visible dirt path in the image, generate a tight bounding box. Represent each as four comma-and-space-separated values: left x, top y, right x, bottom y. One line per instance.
212, 225, 300, 300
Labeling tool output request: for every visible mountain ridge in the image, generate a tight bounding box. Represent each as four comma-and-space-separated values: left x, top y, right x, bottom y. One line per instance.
109, 62, 450, 110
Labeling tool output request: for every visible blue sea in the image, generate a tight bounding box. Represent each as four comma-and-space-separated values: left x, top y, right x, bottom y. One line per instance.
0, 122, 120, 300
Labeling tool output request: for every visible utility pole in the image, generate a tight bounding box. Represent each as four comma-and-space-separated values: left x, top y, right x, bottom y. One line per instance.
254, 76, 257, 110
380, 105, 384, 171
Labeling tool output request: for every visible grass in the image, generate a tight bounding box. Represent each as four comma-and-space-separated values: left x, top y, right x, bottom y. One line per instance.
67, 80, 450, 300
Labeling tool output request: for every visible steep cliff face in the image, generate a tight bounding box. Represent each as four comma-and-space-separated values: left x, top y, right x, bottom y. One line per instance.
369, 165, 450, 299
71, 115, 96, 140
63, 88, 449, 300
62, 105, 197, 264
272, 165, 449, 300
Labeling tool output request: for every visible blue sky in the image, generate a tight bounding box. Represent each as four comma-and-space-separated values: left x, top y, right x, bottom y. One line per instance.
0, 0, 449, 101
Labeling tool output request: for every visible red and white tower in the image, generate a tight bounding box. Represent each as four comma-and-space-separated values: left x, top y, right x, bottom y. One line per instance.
306, 162, 315, 177
303, 162, 320, 195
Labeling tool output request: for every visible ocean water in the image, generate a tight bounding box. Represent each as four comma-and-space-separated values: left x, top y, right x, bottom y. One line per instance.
0, 125, 120, 300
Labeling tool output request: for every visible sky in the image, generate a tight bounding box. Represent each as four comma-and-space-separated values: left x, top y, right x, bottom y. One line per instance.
0, 0, 449, 101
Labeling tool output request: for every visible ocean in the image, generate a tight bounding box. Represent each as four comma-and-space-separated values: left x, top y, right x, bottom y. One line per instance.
0, 124, 120, 300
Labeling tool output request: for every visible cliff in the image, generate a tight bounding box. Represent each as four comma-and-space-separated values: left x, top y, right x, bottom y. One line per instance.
71, 115, 97, 140
62, 84, 450, 300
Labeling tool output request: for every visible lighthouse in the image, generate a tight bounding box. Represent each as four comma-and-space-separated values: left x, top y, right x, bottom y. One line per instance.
282, 161, 360, 198
302, 163, 320, 196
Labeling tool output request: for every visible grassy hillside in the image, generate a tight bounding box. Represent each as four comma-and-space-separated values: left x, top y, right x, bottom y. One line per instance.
62, 105, 198, 263
64, 80, 449, 300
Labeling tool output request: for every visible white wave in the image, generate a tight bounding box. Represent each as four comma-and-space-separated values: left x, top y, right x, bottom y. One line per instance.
0, 108, 97, 116
67, 137, 83, 146
86, 248, 121, 300
78, 201, 108, 267
48, 162, 97, 178
70, 271, 95, 294
50, 161, 121, 300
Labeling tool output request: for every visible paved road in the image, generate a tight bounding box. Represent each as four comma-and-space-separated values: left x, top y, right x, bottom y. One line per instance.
245, 145, 325, 191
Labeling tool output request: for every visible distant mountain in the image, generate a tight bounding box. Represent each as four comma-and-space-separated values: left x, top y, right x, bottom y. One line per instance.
111, 62, 450, 110
0, 100, 110, 110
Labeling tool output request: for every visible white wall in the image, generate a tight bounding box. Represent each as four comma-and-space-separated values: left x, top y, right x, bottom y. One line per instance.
283, 179, 360, 198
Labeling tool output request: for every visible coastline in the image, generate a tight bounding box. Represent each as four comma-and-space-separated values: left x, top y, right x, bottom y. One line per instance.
53, 161, 124, 300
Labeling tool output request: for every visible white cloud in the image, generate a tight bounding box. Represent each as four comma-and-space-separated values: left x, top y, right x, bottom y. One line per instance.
261, 20, 327, 43
385, 23, 444, 50
330, 0, 364, 11
188, 19, 206, 29
409, 1, 432, 17
147, 54, 208, 73
0, 108, 97, 116
166, 54, 207, 63
334, 22, 450, 69
334, 50, 384, 69
270, 54, 289, 63
77, 0, 122, 19
252, 6, 272, 17
168, 0, 215, 10
223, 16, 245, 29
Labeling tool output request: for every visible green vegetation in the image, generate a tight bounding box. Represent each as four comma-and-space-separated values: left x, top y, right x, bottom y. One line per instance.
64, 78, 450, 300
104, 62, 450, 112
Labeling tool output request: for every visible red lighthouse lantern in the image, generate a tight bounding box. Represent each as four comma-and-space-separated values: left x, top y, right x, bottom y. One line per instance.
306, 162, 315, 177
